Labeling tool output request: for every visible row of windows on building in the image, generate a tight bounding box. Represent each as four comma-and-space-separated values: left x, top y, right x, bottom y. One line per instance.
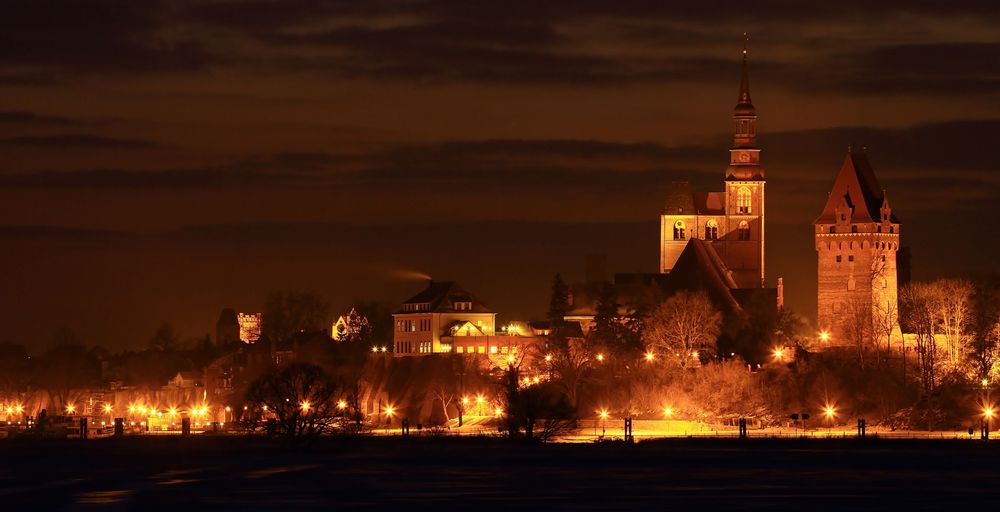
455, 345, 516, 355
402, 303, 430, 312
829, 225, 895, 234
396, 319, 431, 332
822, 240, 898, 251
834, 254, 888, 263
673, 220, 751, 241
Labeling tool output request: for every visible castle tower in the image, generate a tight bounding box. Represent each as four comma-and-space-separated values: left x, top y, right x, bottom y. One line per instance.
660, 37, 765, 289
814, 152, 900, 349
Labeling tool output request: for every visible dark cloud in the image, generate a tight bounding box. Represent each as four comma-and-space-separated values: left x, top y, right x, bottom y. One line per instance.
0, 0, 210, 76
0, 111, 78, 125
4, 133, 156, 150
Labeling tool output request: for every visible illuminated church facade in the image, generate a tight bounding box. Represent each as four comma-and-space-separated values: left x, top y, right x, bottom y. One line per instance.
660, 47, 765, 290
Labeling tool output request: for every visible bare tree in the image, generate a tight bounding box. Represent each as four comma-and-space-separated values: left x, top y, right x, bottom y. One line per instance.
872, 298, 898, 368
643, 290, 721, 369
548, 338, 592, 412
843, 296, 873, 369
936, 279, 973, 369
245, 362, 340, 446
900, 282, 939, 392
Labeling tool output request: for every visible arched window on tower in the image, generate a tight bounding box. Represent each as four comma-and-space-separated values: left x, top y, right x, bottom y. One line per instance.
673, 220, 686, 240
738, 221, 750, 241
705, 220, 719, 240
737, 187, 752, 214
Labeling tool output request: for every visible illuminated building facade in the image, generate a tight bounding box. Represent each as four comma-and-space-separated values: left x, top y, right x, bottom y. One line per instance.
237, 312, 262, 344
814, 152, 900, 348
392, 281, 496, 355
660, 45, 765, 289
331, 307, 370, 342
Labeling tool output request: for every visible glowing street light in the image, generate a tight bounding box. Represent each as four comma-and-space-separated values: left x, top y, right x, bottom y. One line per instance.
596, 353, 605, 362
385, 405, 395, 417
645, 352, 655, 362
168, 408, 178, 417
824, 406, 836, 419
819, 331, 830, 343
663, 407, 672, 417
337, 400, 347, 410
65, 404, 76, 415
545, 354, 553, 362
772, 347, 784, 360
300, 401, 311, 413
494, 407, 503, 417
985, 407, 995, 420
462, 396, 470, 406
103, 404, 113, 414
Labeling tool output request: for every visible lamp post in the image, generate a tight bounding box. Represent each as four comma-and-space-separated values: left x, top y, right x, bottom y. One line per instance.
824, 406, 836, 435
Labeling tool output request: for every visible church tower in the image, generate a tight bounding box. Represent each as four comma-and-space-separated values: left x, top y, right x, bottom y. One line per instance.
659, 37, 765, 289
814, 152, 900, 349
723, 39, 766, 288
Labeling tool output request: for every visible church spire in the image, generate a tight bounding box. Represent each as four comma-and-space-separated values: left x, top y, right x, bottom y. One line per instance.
736, 33, 753, 112
728, 33, 762, 178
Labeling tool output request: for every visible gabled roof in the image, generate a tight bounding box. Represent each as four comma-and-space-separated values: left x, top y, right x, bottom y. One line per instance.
814, 152, 898, 224
397, 281, 494, 314
663, 239, 743, 314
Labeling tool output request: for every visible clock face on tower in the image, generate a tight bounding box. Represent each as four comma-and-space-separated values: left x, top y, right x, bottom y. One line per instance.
737, 151, 750, 163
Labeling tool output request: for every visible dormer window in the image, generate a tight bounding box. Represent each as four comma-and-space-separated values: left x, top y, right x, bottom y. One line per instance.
455, 301, 472, 311
851, 225, 858, 233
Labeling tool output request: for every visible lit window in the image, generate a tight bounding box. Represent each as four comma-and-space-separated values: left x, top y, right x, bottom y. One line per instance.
456, 346, 464, 354
705, 220, 718, 240
673, 220, 686, 240
490, 346, 497, 354
737, 187, 751, 214
477, 346, 485, 354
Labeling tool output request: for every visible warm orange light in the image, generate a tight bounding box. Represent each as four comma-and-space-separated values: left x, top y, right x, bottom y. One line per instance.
596, 353, 605, 362
663, 407, 673, 417
494, 407, 503, 417
476, 395, 485, 405
300, 401, 311, 412
645, 352, 655, 362
385, 405, 395, 416
15, 405, 24, 414
824, 406, 836, 418
598, 409, 609, 420
545, 354, 553, 362
819, 331, 830, 342
532, 376, 540, 384
985, 407, 995, 419
372, 346, 379, 353
65, 404, 76, 414
168, 408, 178, 416
773, 347, 784, 359
103, 404, 113, 414
462, 396, 470, 405
337, 400, 347, 410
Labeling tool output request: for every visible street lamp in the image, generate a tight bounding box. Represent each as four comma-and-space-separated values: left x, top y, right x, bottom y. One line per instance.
819, 331, 830, 343
645, 352, 655, 362
597, 409, 609, 437
65, 404, 76, 415
824, 405, 836, 434
596, 353, 605, 363
300, 401, 311, 413
772, 347, 784, 361
663, 407, 672, 417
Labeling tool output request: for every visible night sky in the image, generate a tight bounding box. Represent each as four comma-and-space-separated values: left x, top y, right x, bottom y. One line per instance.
2, 1, 999, 351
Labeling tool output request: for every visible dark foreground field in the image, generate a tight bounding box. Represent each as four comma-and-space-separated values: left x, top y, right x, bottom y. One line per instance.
3, 436, 1000, 510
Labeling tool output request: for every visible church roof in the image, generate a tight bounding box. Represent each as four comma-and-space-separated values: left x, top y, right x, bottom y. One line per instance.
814, 152, 898, 224
397, 281, 494, 314
663, 182, 695, 214
664, 239, 743, 314
693, 192, 726, 215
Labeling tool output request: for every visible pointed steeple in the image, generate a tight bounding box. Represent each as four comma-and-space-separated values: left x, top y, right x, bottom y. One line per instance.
728, 33, 761, 176
737, 33, 753, 110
